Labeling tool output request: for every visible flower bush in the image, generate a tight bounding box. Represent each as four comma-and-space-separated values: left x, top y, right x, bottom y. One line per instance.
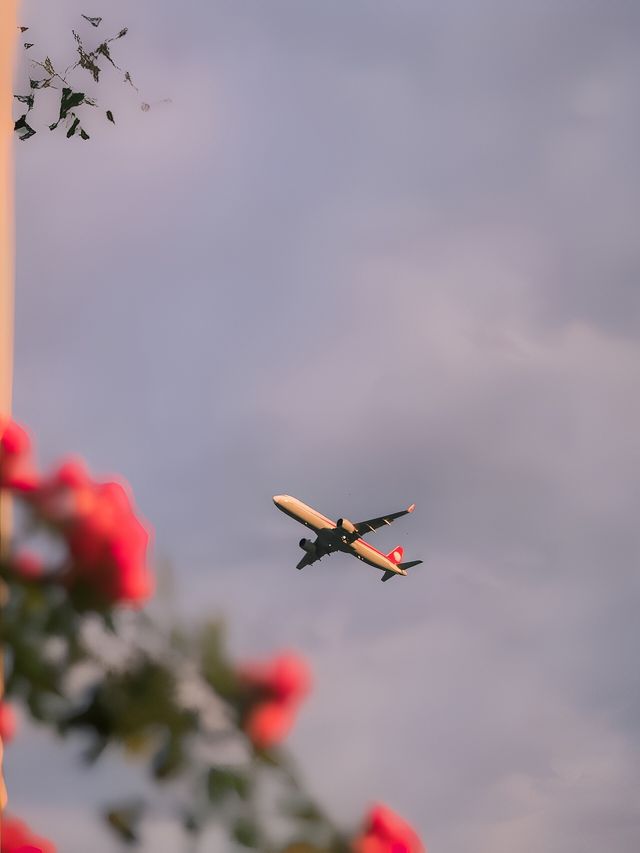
0, 420, 425, 851
34, 458, 153, 606
0, 418, 153, 609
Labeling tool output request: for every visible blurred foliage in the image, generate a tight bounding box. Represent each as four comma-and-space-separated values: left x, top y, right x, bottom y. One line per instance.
0, 557, 354, 851
13, 14, 169, 141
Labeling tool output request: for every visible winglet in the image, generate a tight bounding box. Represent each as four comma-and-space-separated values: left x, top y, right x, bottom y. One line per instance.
407, 503, 415, 513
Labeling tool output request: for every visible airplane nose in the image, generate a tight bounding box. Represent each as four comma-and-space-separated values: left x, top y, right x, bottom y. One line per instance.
273, 495, 285, 506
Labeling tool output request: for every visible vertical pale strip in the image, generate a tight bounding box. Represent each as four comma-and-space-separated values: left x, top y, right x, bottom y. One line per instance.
0, 0, 18, 818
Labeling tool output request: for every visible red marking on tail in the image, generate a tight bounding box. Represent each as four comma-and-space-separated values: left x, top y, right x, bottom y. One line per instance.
387, 546, 404, 564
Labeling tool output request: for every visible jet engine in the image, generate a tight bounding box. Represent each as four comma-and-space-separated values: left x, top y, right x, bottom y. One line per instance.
299, 538, 317, 557
336, 518, 357, 534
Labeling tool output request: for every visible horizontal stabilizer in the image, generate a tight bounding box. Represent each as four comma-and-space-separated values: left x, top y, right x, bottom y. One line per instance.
398, 560, 422, 571
381, 570, 396, 582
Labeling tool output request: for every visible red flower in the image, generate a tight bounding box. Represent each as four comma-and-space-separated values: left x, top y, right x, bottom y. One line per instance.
243, 699, 297, 749
10, 551, 45, 581
0, 418, 153, 607
34, 458, 154, 606
33, 457, 93, 525
0, 418, 39, 492
1, 815, 56, 853
239, 653, 311, 703
352, 804, 424, 853
238, 652, 311, 749
0, 702, 17, 743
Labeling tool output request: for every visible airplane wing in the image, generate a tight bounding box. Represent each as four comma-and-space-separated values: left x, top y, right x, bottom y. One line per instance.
353, 504, 416, 536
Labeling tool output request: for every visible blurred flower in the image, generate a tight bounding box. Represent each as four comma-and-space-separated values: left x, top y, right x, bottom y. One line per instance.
33, 458, 154, 606
0, 702, 17, 743
0, 418, 39, 492
352, 804, 424, 853
10, 551, 45, 581
0, 815, 56, 853
238, 652, 311, 749
239, 653, 311, 703
243, 699, 297, 748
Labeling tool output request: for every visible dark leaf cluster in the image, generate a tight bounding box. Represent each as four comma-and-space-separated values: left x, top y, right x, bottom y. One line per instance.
12, 14, 149, 141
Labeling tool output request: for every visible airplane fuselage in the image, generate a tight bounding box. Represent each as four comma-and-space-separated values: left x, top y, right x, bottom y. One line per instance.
273, 495, 408, 576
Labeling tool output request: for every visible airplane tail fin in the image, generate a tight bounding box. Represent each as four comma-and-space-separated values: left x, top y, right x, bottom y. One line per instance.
386, 546, 404, 565
381, 551, 422, 582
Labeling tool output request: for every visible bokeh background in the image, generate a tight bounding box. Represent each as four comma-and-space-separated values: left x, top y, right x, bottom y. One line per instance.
8, 1, 640, 851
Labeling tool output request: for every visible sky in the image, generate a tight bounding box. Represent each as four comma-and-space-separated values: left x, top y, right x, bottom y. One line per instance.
6, 1, 640, 851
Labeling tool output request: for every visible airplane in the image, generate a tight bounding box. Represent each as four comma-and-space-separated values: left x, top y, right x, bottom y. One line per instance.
273, 494, 423, 582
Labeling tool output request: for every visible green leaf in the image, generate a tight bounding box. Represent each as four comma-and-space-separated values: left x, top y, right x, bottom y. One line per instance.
169, 627, 190, 653
101, 610, 117, 633
24, 43, 34, 50
282, 798, 324, 824
123, 70, 138, 91
63, 115, 90, 141
43, 56, 55, 76
44, 598, 77, 636
11, 639, 60, 690
50, 88, 86, 130
82, 15, 103, 27
232, 817, 260, 849
255, 745, 284, 767
23, 582, 48, 612
30, 78, 50, 90
199, 621, 238, 697
14, 115, 36, 141
207, 767, 251, 804
19, 26, 29, 32
105, 802, 145, 845
66, 117, 80, 138
152, 736, 185, 780
14, 94, 34, 111
116, 27, 129, 39
182, 811, 202, 835
60, 87, 86, 117
207, 767, 234, 803
73, 31, 101, 82
82, 737, 108, 764
26, 688, 47, 721
96, 41, 117, 67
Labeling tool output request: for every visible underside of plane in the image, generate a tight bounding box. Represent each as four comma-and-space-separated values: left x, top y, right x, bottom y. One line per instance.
273, 495, 423, 582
